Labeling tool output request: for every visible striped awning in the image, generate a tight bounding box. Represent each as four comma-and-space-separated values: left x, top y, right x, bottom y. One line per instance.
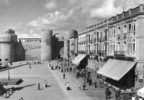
97, 59, 136, 81
72, 54, 87, 66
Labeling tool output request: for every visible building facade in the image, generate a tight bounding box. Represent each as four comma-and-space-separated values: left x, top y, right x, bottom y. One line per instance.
64, 30, 78, 60
78, 4, 144, 61
68, 4, 144, 87
20, 31, 64, 61
0, 29, 25, 67
20, 38, 41, 50
20, 37, 41, 61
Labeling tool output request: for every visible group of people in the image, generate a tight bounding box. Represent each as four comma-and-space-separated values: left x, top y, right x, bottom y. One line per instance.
37, 80, 50, 91
105, 87, 112, 100
48, 61, 72, 91
105, 86, 143, 100
76, 68, 94, 90
50, 61, 94, 91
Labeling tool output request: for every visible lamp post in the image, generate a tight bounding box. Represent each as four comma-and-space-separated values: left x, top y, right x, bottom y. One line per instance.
7, 62, 12, 80
8, 67, 10, 80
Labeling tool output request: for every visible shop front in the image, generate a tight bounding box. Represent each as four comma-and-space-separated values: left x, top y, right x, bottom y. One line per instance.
72, 54, 88, 70
71, 54, 89, 89
97, 59, 137, 99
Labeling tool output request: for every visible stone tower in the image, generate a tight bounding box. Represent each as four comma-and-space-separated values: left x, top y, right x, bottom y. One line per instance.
41, 29, 53, 62
0, 29, 17, 66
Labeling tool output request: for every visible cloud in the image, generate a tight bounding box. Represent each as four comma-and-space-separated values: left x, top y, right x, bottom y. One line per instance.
90, 0, 122, 17
29, 0, 110, 29
27, 9, 76, 38
45, 1, 57, 10
0, 22, 24, 34
122, 0, 144, 11
17, 33, 30, 38
5, 0, 9, 4
68, 0, 77, 4
25, 0, 140, 38
16, 26, 42, 38
28, 20, 39, 27
27, 0, 103, 38
28, 10, 73, 28
0, 0, 9, 5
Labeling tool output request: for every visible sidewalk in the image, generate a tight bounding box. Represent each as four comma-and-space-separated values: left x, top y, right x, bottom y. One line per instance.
48, 66, 92, 100
65, 71, 107, 100
0, 63, 68, 100
48, 64, 108, 100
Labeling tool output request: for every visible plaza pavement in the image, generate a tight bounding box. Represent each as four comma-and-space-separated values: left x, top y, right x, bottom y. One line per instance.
0, 62, 112, 100
0, 63, 67, 100
48, 64, 108, 100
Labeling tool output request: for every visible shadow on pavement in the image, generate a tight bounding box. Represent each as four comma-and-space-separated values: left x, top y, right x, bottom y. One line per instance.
0, 64, 28, 72
10, 83, 36, 91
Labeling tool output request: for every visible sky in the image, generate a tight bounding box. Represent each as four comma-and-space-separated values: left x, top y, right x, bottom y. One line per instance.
0, 0, 143, 38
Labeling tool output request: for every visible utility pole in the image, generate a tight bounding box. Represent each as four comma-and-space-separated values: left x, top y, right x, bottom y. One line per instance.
68, 40, 70, 69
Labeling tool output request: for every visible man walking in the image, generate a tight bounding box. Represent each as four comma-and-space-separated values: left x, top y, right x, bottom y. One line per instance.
105, 87, 112, 100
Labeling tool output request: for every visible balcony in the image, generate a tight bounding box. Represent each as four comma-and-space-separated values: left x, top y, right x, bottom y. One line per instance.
114, 51, 125, 56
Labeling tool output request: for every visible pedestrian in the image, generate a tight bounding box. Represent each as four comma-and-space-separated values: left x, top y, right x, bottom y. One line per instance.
51, 64, 53, 70
63, 73, 66, 79
43, 80, 50, 88
131, 96, 136, 100
82, 84, 86, 90
139, 98, 143, 100
49, 64, 51, 68
58, 65, 60, 70
37, 82, 41, 90
105, 87, 112, 100
65, 81, 71, 90
94, 81, 97, 88
88, 78, 92, 86
8, 88, 13, 95
70, 67, 72, 72
115, 90, 121, 100
19, 97, 24, 100
29, 63, 31, 69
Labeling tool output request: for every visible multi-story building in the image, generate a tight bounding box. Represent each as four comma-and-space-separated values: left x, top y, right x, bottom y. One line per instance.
78, 4, 144, 61
20, 33, 64, 61
64, 30, 78, 60
70, 4, 144, 90
20, 38, 41, 61
20, 38, 41, 50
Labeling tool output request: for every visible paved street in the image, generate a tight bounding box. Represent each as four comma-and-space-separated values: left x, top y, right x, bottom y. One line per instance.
49, 67, 106, 100
0, 63, 106, 100
0, 63, 67, 100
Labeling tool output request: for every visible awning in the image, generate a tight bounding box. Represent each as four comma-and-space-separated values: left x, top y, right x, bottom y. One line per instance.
97, 59, 136, 81
137, 87, 144, 98
72, 54, 87, 66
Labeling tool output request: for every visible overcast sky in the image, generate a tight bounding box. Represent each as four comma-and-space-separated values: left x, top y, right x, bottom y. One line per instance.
0, 0, 143, 38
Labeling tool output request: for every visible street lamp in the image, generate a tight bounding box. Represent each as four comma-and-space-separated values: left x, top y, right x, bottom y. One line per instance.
7, 62, 12, 80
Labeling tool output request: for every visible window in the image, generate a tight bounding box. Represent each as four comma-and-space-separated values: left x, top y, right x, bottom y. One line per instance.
132, 43, 135, 55
0, 59, 1, 61
129, 24, 132, 32
132, 23, 136, 35
5, 59, 8, 61
133, 24, 135, 32
127, 42, 135, 56
117, 26, 121, 35
113, 28, 115, 37
123, 24, 128, 33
